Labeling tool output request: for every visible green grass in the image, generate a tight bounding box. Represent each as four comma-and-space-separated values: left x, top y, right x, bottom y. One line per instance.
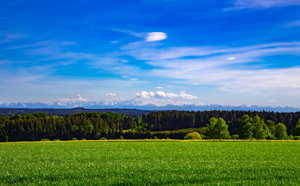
1, 141, 300, 185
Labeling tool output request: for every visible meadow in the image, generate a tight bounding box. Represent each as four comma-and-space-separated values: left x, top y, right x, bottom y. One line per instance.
1, 141, 300, 185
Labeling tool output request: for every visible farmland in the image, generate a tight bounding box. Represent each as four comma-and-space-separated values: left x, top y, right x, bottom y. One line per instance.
1, 141, 300, 185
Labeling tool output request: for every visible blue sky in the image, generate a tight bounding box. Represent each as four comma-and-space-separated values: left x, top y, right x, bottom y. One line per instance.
1, 0, 300, 107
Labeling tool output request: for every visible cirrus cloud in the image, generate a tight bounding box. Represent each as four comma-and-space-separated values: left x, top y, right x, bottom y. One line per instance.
225, 0, 300, 10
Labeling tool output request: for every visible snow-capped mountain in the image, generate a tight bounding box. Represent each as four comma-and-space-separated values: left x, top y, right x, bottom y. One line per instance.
0, 100, 298, 112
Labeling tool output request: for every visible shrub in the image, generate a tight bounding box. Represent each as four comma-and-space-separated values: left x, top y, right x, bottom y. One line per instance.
288, 135, 294, 140
81, 138, 87, 141
231, 134, 239, 139
99, 137, 107, 140
72, 137, 78, 140
184, 132, 202, 140
41, 139, 50, 141
119, 136, 124, 140
294, 136, 300, 140
267, 134, 277, 140
153, 136, 158, 139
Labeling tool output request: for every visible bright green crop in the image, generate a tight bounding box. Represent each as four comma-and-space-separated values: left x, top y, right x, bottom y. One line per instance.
1, 141, 300, 185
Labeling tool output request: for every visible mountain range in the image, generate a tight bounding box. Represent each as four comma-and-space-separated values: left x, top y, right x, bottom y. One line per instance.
0, 100, 298, 112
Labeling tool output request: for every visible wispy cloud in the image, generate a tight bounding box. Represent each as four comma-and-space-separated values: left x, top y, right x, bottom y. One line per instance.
6, 40, 76, 50
0, 31, 28, 44
225, 0, 300, 10
121, 41, 300, 95
113, 29, 146, 38
285, 19, 300, 27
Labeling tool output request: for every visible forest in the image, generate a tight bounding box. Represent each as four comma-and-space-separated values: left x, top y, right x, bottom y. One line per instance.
1, 110, 300, 142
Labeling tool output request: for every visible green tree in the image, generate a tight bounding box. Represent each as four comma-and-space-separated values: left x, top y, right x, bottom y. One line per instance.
275, 123, 288, 140
206, 117, 230, 139
266, 120, 276, 139
252, 115, 269, 139
292, 119, 300, 136
85, 120, 94, 134
238, 115, 255, 139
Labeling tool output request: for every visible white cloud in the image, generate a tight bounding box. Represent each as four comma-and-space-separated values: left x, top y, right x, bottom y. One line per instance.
106, 93, 116, 96
122, 60, 129, 63
156, 87, 163, 89
225, 0, 300, 10
146, 32, 167, 42
135, 91, 155, 99
135, 91, 197, 99
227, 57, 236, 60
110, 41, 119, 43
155, 91, 179, 99
58, 94, 88, 102
131, 78, 138, 80
178, 92, 198, 99
149, 92, 155, 97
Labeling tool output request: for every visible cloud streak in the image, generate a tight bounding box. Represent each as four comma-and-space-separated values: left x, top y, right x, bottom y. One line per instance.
0, 31, 28, 44
225, 0, 300, 10
119, 40, 300, 95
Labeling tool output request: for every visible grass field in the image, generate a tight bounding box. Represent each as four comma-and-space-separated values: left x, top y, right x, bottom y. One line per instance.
1, 141, 300, 185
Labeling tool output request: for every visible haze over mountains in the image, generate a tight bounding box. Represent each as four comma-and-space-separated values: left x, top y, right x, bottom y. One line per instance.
0, 100, 298, 112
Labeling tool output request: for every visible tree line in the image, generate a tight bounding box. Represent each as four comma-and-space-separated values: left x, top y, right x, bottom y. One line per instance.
142, 110, 300, 134
0, 112, 138, 142
1, 110, 300, 141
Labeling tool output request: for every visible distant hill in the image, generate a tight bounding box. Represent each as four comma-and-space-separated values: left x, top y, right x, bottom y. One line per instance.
0, 108, 151, 118
0, 100, 298, 112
